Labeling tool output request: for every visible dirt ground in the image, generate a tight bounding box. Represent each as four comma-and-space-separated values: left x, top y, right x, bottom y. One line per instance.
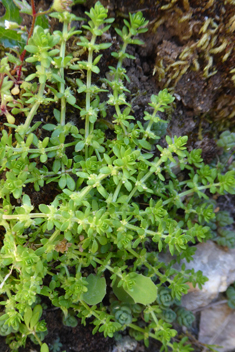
0, 0, 235, 351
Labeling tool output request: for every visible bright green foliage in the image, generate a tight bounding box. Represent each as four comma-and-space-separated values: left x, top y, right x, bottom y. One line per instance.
41, 343, 50, 352
0, 1, 235, 352
0, 315, 18, 336
25, 26, 60, 69
168, 337, 194, 352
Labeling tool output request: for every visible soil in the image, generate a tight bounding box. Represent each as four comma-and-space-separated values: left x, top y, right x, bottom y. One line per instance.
0, 0, 235, 351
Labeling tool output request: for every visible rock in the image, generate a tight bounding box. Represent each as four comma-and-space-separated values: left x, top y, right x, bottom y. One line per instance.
199, 304, 235, 352
180, 241, 235, 310
112, 336, 137, 352
159, 241, 235, 310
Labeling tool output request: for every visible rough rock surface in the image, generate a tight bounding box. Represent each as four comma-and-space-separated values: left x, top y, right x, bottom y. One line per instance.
199, 304, 235, 352
159, 241, 235, 310
181, 241, 235, 310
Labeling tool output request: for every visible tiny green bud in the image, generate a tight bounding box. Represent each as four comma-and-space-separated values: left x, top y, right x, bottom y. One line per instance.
52, 0, 73, 12
5, 111, 15, 124
5, 20, 20, 30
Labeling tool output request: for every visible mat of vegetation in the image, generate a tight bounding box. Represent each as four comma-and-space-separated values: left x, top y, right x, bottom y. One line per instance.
0, 1, 235, 352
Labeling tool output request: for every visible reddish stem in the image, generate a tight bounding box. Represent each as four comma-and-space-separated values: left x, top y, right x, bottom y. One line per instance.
0, 73, 4, 91
17, 0, 37, 81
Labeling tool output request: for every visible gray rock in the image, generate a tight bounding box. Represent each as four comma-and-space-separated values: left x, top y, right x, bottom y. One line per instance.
199, 303, 235, 352
159, 241, 235, 310
180, 241, 235, 310
112, 336, 137, 352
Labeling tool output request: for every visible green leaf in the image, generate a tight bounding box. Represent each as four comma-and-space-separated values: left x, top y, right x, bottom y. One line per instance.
43, 124, 56, 131
26, 133, 34, 147
22, 194, 32, 207
24, 307, 32, 328
0, 0, 24, 49
91, 65, 100, 74
66, 175, 75, 191
13, 0, 32, 15
25, 44, 38, 53
52, 159, 61, 173
39, 204, 50, 214
64, 231, 72, 241
13, 187, 22, 199
82, 274, 106, 305
35, 13, 49, 29
93, 54, 102, 65
100, 167, 111, 174
112, 278, 135, 304
76, 172, 89, 178
75, 141, 85, 152
41, 343, 49, 352
40, 154, 47, 163
59, 175, 67, 189
0, 26, 23, 49
98, 43, 111, 50
124, 274, 157, 305
91, 239, 98, 253
66, 95, 76, 105
138, 139, 152, 150
30, 305, 42, 328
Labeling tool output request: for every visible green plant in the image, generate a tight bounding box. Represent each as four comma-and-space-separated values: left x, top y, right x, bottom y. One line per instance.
0, 1, 235, 352
49, 337, 65, 352
174, 307, 195, 328
217, 130, 235, 151
161, 309, 177, 324
157, 287, 175, 308
204, 131, 235, 248
111, 302, 133, 325
226, 283, 235, 309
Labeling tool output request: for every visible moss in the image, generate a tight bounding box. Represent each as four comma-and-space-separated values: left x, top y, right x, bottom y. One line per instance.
149, 0, 235, 128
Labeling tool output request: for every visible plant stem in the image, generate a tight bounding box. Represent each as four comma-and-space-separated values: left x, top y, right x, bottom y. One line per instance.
22, 72, 46, 135
18, 0, 37, 80
126, 158, 163, 203
162, 183, 220, 206
112, 180, 122, 202
60, 22, 68, 126
84, 35, 96, 159
9, 141, 77, 154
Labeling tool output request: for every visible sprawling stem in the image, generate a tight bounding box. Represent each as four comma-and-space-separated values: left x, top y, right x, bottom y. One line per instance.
18, 0, 53, 80
126, 158, 163, 203
84, 35, 96, 159
162, 182, 221, 206
21, 72, 46, 136
59, 22, 68, 126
